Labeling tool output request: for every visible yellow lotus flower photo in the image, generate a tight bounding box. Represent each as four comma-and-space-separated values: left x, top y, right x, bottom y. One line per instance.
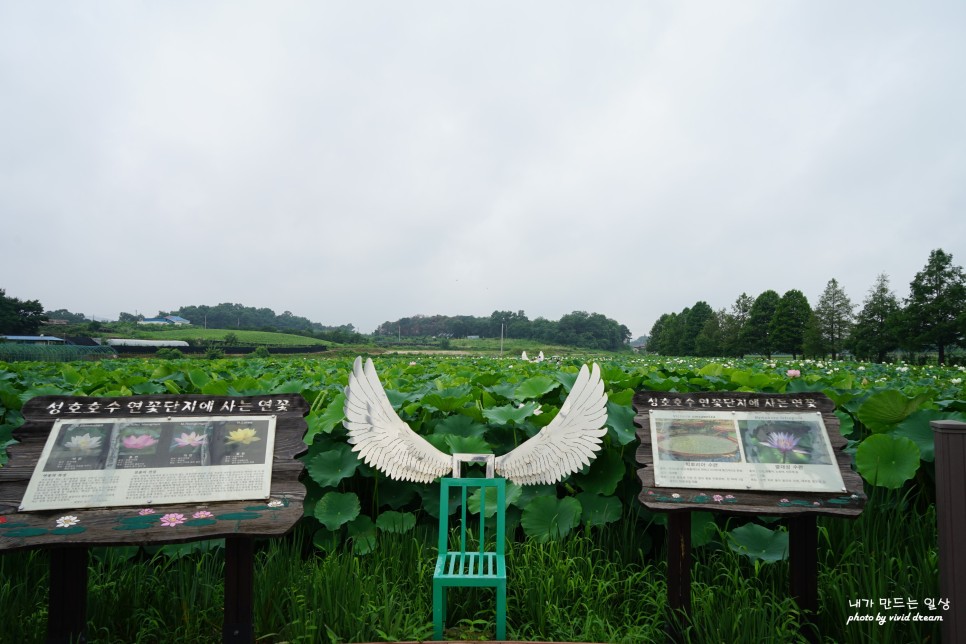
226, 428, 261, 445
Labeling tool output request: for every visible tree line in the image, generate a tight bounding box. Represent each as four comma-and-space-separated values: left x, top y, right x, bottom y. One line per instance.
375, 310, 633, 351
646, 249, 966, 364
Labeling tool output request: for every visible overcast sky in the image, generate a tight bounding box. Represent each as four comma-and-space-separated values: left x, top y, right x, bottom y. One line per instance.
2, 2, 964, 338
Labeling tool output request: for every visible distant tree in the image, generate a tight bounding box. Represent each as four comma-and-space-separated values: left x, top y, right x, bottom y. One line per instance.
681, 301, 714, 355
849, 273, 902, 362
44, 308, 88, 324
223, 332, 239, 346
903, 249, 966, 364
813, 278, 854, 359
665, 309, 688, 355
694, 309, 725, 357
118, 312, 143, 323
0, 289, 47, 335
770, 290, 811, 358
721, 293, 755, 357
741, 290, 781, 357
648, 314, 674, 355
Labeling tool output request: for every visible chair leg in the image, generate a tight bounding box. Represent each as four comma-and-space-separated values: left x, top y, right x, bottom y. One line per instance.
496, 581, 506, 640
433, 582, 445, 641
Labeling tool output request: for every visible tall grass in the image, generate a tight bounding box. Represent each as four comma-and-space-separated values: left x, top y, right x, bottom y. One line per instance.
0, 493, 939, 643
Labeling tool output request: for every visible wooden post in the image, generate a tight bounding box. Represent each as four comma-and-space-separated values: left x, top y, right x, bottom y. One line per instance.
223, 536, 255, 644
666, 512, 691, 642
47, 547, 89, 644
931, 420, 966, 644
787, 515, 819, 643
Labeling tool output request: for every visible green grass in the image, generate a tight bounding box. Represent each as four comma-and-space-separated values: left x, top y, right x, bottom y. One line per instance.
122, 328, 330, 347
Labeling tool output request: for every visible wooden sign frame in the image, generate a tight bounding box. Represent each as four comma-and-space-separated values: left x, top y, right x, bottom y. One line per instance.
634, 391, 865, 642
0, 394, 309, 643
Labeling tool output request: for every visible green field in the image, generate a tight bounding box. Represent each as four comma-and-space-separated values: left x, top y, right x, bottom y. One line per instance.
123, 327, 329, 346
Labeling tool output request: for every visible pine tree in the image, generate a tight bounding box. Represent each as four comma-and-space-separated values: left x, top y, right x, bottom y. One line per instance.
850, 273, 901, 362
904, 249, 966, 364
813, 278, 854, 359
741, 290, 781, 358
770, 290, 812, 358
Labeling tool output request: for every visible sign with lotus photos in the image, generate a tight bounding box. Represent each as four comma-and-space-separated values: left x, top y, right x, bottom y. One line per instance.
649, 409, 846, 493
19, 415, 276, 511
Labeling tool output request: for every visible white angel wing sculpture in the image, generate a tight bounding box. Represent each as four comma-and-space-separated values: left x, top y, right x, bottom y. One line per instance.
343, 356, 609, 486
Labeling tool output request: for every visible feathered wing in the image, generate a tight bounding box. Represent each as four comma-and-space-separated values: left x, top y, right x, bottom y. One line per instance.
343, 357, 451, 483
495, 363, 609, 485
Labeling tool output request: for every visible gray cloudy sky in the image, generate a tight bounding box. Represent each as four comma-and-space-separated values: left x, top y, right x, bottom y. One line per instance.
2, 2, 964, 338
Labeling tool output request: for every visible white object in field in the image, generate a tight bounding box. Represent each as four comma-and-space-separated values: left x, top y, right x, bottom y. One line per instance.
536, 351, 545, 362
521, 351, 529, 361
343, 357, 609, 485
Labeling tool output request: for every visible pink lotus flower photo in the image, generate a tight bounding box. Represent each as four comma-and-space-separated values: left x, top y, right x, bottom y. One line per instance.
174, 431, 206, 448
122, 434, 159, 449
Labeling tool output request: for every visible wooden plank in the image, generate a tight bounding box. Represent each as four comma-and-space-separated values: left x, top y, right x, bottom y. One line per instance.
223, 536, 255, 644
0, 394, 309, 552
46, 547, 89, 644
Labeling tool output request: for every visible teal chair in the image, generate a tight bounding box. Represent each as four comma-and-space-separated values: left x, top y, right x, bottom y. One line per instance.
432, 475, 507, 640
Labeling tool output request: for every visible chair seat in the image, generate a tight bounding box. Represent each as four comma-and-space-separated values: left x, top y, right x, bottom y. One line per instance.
434, 551, 506, 583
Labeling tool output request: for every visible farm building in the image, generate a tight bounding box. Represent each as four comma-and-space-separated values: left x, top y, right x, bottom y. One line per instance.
105, 339, 190, 348
0, 335, 66, 345
138, 315, 191, 325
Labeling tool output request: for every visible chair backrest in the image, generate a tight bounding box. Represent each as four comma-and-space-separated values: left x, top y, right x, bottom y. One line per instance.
437, 477, 506, 557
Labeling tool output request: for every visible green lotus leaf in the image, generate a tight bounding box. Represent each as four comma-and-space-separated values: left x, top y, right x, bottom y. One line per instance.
895, 410, 966, 463
467, 483, 521, 517
727, 523, 788, 563
444, 435, 491, 455
513, 376, 560, 401
185, 368, 210, 390
348, 515, 377, 554
857, 390, 931, 433
419, 485, 462, 519
422, 386, 474, 413
183, 518, 218, 527
433, 414, 487, 439
313, 492, 360, 531
572, 450, 624, 495
835, 410, 855, 437
483, 401, 540, 426
304, 393, 347, 444
520, 496, 581, 543
607, 388, 635, 406
606, 402, 637, 446
576, 492, 622, 527
377, 480, 419, 509
691, 511, 717, 547
855, 434, 921, 488
306, 443, 360, 488
375, 510, 416, 534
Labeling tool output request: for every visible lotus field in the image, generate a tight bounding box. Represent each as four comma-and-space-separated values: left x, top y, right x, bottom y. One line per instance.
0, 354, 961, 642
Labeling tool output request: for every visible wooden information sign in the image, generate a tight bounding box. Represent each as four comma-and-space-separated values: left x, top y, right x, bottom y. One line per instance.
0, 394, 309, 644
634, 391, 866, 642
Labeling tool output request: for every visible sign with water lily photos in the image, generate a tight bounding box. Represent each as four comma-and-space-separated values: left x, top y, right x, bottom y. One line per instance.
0, 394, 308, 550
634, 391, 865, 516
649, 409, 846, 493
19, 415, 277, 511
